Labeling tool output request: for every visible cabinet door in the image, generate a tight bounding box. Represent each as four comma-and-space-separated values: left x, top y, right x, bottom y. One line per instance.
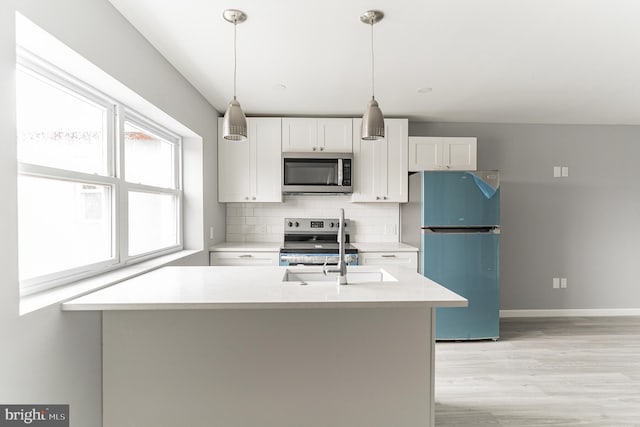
282, 118, 317, 152
351, 118, 385, 201
444, 137, 477, 171
218, 118, 252, 202
218, 117, 282, 203
409, 137, 442, 171
409, 136, 477, 171
251, 118, 282, 202
352, 118, 408, 202
317, 118, 353, 152
384, 119, 409, 202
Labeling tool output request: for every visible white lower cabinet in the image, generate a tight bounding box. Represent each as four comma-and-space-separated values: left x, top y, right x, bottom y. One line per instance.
358, 251, 418, 271
210, 251, 280, 266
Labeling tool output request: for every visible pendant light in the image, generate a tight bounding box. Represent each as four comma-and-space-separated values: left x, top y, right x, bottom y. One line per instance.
360, 10, 385, 140
222, 9, 248, 141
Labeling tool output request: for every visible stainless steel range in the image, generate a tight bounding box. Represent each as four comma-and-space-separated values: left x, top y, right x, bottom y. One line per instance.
279, 217, 358, 266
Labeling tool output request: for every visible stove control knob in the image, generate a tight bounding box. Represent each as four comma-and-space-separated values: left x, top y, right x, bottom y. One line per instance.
329, 222, 335, 228
287, 221, 293, 227
294, 221, 300, 227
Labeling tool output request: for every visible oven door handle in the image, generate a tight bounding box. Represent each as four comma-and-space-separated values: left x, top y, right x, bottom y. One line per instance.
337, 159, 343, 186
279, 254, 357, 265
280, 255, 330, 264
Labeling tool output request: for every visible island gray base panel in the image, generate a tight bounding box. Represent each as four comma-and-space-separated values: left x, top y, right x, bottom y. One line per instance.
103, 308, 435, 427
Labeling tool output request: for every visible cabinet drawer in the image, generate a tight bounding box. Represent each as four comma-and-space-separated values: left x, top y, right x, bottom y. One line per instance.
359, 252, 418, 271
210, 251, 279, 266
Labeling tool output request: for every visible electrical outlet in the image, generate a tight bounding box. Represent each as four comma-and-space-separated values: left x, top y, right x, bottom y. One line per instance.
553, 278, 560, 289
560, 277, 567, 288
561, 167, 569, 177
209, 226, 214, 240
553, 166, 562, 178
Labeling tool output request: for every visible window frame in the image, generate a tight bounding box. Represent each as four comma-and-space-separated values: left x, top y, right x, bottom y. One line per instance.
16, 50, 183, 296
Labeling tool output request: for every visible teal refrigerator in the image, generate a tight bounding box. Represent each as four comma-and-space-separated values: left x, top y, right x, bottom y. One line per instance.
401, 171, 500, 340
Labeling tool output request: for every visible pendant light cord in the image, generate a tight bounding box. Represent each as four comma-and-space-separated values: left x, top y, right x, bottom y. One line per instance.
370, 21, 375, 98
233, 18, 238, 99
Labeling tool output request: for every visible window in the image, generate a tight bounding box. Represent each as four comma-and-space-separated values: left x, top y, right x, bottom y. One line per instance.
16, 52, 182, 294
16, 66, 110, 175
122, 118, 181, 257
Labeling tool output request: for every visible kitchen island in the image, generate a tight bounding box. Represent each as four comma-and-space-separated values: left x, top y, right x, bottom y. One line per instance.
63, 265, 466, 427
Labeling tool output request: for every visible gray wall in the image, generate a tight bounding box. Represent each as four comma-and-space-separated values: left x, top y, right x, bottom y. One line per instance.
1, 1, 222, 425
410, 121, 640, 311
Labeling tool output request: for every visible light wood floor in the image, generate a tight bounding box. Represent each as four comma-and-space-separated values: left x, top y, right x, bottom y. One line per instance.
435, 317, 640, 426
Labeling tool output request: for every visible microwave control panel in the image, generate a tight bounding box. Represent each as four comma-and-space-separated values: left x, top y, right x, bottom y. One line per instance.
343, 159, 351, 186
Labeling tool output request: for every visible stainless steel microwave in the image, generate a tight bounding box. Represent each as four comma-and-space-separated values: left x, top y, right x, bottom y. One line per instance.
282, 152, 353, 194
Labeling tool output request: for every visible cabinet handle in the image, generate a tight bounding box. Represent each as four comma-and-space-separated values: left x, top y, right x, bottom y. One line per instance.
312, 146, 317, 151
381, 254, 396, 258
252, 196, 256, 200
446, 165, 451, 169
376, 196, 381, 200
383, 196, 388, 200
239, 254, 253, 258
319, 147, 324, 151
245, 196, 249, 200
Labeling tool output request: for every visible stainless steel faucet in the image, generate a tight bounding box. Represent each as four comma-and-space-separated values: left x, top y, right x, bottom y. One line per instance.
323, 208, 348, 285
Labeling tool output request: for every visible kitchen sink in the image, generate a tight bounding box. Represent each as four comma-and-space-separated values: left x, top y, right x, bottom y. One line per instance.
282, 268, 396, 284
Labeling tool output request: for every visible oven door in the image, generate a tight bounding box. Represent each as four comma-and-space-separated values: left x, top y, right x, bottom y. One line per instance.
282, 153, 352, 193
279, 253, 358, 266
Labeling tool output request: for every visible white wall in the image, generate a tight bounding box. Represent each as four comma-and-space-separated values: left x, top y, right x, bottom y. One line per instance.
1, 1, 222, 425
227, 197, 401, 243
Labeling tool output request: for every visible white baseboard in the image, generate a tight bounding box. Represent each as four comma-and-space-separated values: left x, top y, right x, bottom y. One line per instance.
500, 309, 640, 318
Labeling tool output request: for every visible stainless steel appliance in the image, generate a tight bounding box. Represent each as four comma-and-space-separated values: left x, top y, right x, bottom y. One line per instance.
282, 152, 352, 194
279, 217, 358, 266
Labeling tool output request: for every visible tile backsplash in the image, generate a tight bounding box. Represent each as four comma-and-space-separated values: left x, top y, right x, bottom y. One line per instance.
226, 195, 400, 243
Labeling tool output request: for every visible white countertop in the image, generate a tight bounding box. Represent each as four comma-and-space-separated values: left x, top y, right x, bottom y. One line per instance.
62, 265, 466, 311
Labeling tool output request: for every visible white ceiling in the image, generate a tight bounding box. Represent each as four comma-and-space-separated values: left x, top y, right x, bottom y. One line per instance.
108, 0, 640, 125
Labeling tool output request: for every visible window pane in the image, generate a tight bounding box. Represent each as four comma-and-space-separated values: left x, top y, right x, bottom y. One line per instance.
16, 68, 108, 175
128, 191, 178, 256
125, 122, 175, 188
18, 176, 113, 281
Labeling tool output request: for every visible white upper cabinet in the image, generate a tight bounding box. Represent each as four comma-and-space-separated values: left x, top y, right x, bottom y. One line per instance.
408, 136, 477, 171
218, 117, 282, 203
317, 119, 353, 152
282, 118, 353, 152
282, 118, 316, 152
352, 118, 408, 203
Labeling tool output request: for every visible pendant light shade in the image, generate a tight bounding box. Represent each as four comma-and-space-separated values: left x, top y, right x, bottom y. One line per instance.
223, 97, 247, 141
360, 10, 384, 141
361, 97, 384, 140
222, 9, 247, 141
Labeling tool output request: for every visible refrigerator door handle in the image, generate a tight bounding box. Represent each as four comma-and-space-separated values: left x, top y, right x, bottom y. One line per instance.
422, 227, 500, 234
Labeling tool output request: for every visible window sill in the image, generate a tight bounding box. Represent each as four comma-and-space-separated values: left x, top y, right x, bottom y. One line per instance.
19, 250, 201, 315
